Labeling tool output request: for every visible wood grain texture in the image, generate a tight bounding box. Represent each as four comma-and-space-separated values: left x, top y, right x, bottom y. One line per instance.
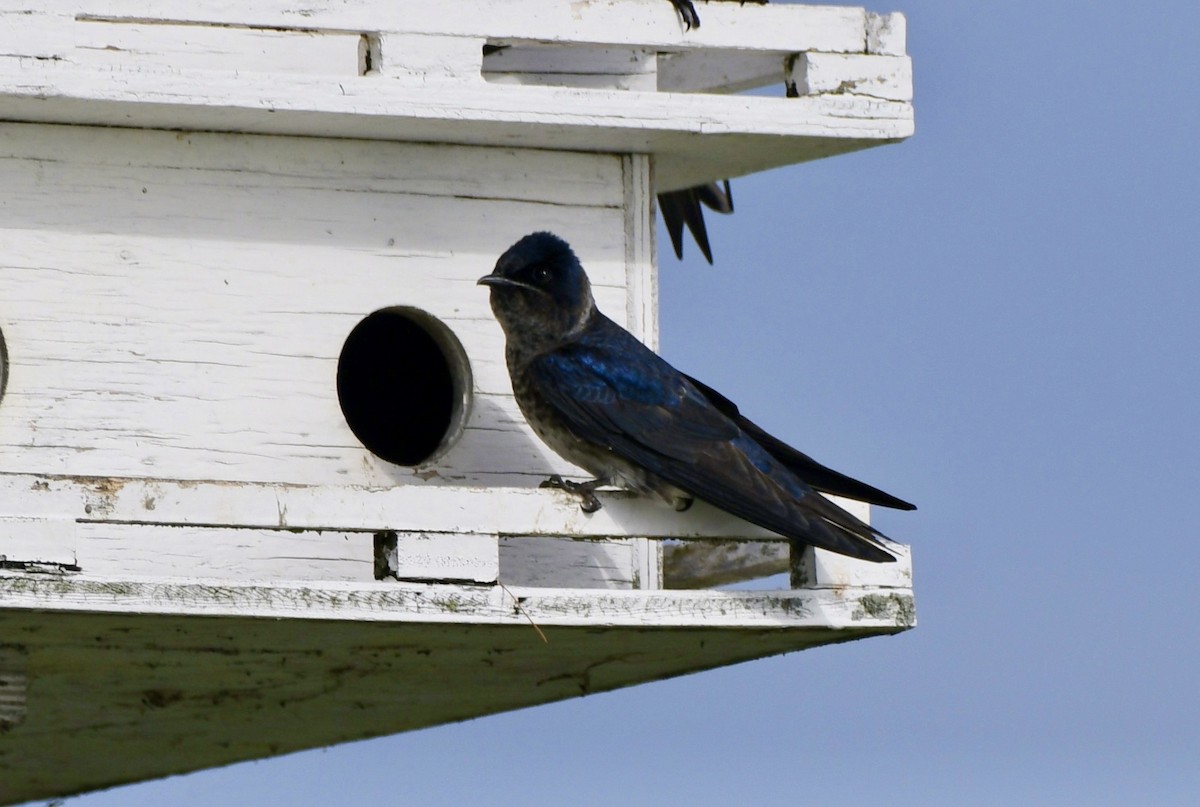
0, 603, 910, 804
0, 122, 634, 488
0, 574, 913, 629
0, 3, 913, 190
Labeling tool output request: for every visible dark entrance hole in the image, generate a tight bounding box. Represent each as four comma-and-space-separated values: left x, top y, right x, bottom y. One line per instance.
337, 307, 472, 467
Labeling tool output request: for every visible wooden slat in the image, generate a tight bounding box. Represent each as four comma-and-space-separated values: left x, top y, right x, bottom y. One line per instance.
0, 605, 910, 804
663, 540, 787, 589
500, 537, 641, 590
657, 50, 786, 94
0, 473, 875, 542
0, 1, 912, 191
867, 11, 907, 56
74, 524, 499, 585
72, 19, 363, 75
61, 1, 873, 53
0, 574, 913, 629
0, 517, 76, 567
789, 53, 913, 102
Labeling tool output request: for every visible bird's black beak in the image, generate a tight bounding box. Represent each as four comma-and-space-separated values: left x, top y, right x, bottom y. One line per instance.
478, 274, 534, 291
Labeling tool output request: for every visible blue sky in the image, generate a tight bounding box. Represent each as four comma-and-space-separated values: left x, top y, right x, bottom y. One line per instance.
47, 1, 1200, 805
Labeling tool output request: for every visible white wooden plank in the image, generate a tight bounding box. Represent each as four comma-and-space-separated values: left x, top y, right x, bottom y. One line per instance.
374, 33, 487, 85
657, 50, 786, 94
663, 540, 788, 589
500, 537, 638, 590
807, 543, 913, 589
0, 54, 912, 135
0, 4, 912, 186
867, 11, 907, 56
72, 19, 362, 75
0, 517, 77, 566
0, 121, 625, 208
76, 524, 498, 584
61, 1, 874, 54
0, 57, 912, 191
0, 9, 69, 59
790, 52, 913, 102
483, 45, 657, 91
0, 472, 902, 557
623, 154, 658, 347
0, 574, 914, 629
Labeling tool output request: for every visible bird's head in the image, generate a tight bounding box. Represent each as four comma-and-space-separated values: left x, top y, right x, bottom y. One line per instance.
478, 232, 595, 347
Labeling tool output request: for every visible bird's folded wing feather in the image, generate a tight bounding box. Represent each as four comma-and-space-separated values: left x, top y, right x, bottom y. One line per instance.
527, 337, 896, 562
683, 374, 917, 510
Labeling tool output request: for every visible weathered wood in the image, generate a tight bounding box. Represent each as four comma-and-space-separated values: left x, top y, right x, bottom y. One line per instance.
788, 52, 913, 102
0, 61, 911, 190
658, 50, 787, 94
74, 524, 499, 585
0, 654, 26, 734
500, 537, 645, 590
0, 602, 911, 804
0, 5, 918, 801
0, 473, 872, 543
867, 11, 907, 56
0, 122, 639, 488
663, 540, 787, 588
0, 471, 909, 592
0, 4, 913, 191
663, 538, 912, 590
36, 1, 874, 53
0, 517, 76, 567
70, 18, 363, 75
483, 45, 658, 91
0, 573, 913, 629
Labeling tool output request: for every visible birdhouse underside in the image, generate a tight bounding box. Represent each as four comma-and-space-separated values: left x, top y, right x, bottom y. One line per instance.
0, 2, 914, 801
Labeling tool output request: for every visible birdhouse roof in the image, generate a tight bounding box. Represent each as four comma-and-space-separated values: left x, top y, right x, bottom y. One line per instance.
0, 0, 912, 190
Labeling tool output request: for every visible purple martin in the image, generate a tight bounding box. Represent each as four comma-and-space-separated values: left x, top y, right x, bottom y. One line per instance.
659, 179, 734, 264
478, 232, 914, 563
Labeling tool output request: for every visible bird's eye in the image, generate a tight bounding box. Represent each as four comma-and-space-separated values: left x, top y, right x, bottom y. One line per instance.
532, 266, 552, 285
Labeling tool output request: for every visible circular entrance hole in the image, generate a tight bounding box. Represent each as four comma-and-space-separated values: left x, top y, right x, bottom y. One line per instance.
337, 307, 472, 467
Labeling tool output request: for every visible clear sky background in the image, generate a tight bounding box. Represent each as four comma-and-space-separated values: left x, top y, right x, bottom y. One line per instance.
40, 0, 1200, 805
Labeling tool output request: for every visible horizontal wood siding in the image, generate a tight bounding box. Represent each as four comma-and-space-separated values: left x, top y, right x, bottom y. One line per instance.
0, 122, 634, 488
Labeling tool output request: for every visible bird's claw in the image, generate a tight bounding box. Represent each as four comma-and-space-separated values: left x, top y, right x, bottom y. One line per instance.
540, 475, 604, 513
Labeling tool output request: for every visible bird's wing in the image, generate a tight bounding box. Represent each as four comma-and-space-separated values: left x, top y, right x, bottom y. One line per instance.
697, 179, 734, 214
684, 374, 916, 510
657, 181, 733, 264
528, 331, 896, 562
668, 0, 701, 29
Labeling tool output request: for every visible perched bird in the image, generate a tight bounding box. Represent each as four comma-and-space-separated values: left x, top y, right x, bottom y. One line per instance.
479, 232, 914, 563
659, 179, 734, 264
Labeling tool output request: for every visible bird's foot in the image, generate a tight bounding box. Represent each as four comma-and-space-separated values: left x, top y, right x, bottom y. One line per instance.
540, 475, 605, 513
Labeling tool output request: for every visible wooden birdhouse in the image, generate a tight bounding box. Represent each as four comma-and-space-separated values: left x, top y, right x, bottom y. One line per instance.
0, 1, 915, 801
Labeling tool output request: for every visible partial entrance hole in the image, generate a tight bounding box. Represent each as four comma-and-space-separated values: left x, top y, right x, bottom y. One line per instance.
0, 324, 7, 406
337, 307, 472, 467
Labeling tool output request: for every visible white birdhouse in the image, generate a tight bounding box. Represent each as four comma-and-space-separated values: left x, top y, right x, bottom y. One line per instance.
0, 1, 915, 801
